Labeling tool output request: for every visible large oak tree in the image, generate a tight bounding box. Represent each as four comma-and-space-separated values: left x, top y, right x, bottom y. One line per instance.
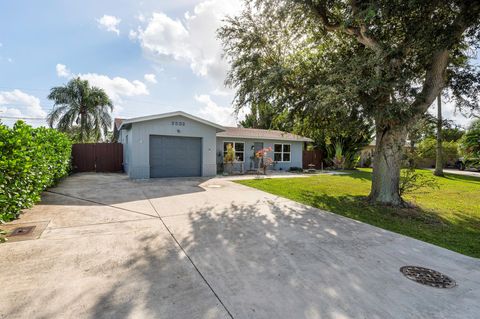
219, 0, 480, 206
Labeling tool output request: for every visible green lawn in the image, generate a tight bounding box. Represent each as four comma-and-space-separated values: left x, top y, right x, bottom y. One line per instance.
237, 169, 480, 258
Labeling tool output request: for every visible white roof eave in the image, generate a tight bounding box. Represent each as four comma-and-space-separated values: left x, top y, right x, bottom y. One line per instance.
216, 134, 313, 142
119, 111, 226, 132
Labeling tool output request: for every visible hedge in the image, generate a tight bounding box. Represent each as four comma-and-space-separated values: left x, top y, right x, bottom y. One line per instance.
416, 137, 459, 166
0, 121, 72, 222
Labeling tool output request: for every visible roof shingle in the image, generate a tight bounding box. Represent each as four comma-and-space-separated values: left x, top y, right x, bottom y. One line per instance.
216, 127, 312, 142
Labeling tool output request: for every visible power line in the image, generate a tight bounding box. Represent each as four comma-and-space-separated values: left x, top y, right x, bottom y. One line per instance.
0, 86, 50, 92
0, 116, 46, 120
0, 85, 222, 120
0, 84, 193, 104
0, 104, 51, 111
0, 85, 183, 105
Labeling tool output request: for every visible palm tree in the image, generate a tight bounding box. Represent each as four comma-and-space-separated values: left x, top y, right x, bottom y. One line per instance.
47, 77, 113, 142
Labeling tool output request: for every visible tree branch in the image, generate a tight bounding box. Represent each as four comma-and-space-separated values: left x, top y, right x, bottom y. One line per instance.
413, 2, 480, 113
304, 0, 382, 52
413, 49, 449, 114
304, 0, 342, 31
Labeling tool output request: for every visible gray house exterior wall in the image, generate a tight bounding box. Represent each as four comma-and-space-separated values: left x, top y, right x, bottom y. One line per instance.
216, 137, 304, 172
118, 127, 132, 174
121, 115, 218, 179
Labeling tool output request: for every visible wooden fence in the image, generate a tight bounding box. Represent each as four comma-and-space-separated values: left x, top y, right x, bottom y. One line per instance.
303, 150, 323, 169
72, 143, 123, 172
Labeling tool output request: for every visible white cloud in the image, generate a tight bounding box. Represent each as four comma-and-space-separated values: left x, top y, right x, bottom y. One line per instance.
144, 73, 157, 84
97, 15, 121, 35
54, 64, 149, 105
128, 29, 139, 40
135, 0, 242, 84
195, 94, 237, 126
139, 13, 190, 59
211, 87, 231, 96
78, 73, 149, 104
56, 63, 71, 78
136, 13, 146, 22
0, 90, 47, 126
428, 96, 473, 128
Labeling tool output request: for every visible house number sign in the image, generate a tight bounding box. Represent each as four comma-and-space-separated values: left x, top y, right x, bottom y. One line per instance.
171, 121, 186, 126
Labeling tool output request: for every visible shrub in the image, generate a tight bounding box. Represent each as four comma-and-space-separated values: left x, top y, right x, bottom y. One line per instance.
399, 168, 439, 196
256, 147, 274, 174
224, 143, 235, 163
362, 155, 372, 168
416, 137, 459, 165
331, 143, 345, 169
459, 119, 480, 160
0, 121, 71, 222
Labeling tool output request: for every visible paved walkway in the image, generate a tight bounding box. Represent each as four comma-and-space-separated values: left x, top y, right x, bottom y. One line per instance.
1, 173, 479, 319
217, 170, 349, 181
429, 168, 480, 178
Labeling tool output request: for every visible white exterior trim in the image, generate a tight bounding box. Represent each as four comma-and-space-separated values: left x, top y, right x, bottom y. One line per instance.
119, 111, 225, 132
217, 134, 312, 142
273, 143, 292, 163
223, 140, 246, 163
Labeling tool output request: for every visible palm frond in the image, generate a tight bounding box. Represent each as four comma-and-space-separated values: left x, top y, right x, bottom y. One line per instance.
47, 77, 113, 142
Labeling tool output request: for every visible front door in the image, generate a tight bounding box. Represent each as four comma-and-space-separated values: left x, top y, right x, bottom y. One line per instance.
253, 142, 263, 169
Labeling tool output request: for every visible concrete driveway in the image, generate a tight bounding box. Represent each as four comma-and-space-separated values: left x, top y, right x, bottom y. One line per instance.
1, 173, 479, 319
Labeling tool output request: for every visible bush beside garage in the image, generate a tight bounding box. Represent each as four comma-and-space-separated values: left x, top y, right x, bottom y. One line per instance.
0, 121, 71, 222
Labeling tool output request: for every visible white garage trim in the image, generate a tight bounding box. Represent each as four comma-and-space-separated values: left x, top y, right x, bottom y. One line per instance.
119, 111, 225, 131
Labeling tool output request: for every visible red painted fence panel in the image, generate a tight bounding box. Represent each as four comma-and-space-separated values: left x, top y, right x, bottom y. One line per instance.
72, 143, 123, 172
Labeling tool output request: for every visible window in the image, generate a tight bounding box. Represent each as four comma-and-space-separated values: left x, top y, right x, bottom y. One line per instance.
274, 143, 291, 162
223, 141, 245, 162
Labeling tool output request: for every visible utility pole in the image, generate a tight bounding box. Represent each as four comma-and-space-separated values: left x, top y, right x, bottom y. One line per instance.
434, 93, 444, 177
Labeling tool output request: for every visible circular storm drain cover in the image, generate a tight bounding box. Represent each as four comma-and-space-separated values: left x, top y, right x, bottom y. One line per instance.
400, 266, 456, 289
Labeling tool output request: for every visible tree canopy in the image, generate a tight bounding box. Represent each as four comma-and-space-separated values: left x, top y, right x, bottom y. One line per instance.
219, 0, 480, 206
408, 114, 465, 146
239, 102, 290, 130
239, 99, 373, 169
221, 1, 479, 121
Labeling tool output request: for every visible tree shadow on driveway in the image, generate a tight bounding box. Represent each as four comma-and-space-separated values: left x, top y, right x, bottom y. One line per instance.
87, 232, 229, 319
160, 200, 480, 319
2, 173, 480, 319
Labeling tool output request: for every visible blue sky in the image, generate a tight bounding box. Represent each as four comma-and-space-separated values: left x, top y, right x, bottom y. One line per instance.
0, 0, 242, 127
0, 0, 476, 128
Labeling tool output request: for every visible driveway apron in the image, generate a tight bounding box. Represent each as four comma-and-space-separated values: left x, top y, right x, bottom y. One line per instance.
1, 173, 479, 319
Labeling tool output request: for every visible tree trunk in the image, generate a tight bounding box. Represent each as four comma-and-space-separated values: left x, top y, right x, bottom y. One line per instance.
434, 94, 444, 176
368, 120, 408, 206
80, 110, 86, 143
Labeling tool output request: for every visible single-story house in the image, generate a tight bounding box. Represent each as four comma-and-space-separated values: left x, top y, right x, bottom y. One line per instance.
117, 111, 312, 179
